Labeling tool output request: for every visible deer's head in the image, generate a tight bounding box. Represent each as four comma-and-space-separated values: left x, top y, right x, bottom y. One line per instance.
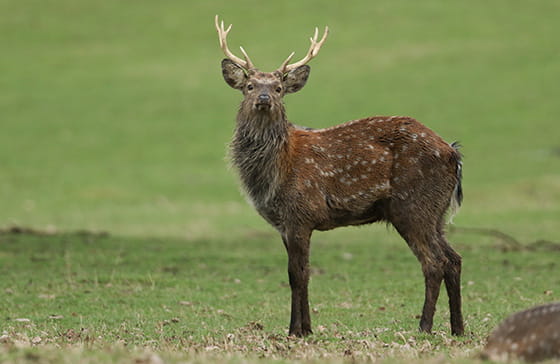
215, 16, 328, 115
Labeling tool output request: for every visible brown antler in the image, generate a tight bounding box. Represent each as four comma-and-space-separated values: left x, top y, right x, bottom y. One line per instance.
277, 26, 329, 74
215, 15, 255, 70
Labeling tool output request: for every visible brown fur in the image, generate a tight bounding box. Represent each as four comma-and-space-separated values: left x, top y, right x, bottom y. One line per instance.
482, 302, 560, 362
222, 59, 464, 337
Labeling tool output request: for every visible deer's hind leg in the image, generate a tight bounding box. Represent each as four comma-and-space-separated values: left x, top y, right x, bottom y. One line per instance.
437, 226, 464, 335
389, 202, 450, 334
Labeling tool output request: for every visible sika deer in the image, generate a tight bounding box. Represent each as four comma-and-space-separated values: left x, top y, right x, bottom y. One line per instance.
482, 302, 560, 362
215, 16, 464, 337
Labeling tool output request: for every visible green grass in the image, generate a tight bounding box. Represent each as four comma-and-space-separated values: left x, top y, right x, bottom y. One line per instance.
1, 0, 559, 362
0, 229, 558, 363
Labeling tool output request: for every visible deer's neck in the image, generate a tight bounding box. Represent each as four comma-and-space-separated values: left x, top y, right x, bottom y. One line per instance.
230, 108, 289, 207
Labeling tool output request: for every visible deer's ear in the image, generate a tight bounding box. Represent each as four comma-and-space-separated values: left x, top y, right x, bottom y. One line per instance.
283, 65, 310, 94
221, 59, 247, 90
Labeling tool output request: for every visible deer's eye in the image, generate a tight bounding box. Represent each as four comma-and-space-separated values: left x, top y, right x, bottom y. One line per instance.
275, 87, 282, 93
247, 84, 254, 91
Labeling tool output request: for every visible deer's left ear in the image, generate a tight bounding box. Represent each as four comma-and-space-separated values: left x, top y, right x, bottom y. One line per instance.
283, 65, 310, 94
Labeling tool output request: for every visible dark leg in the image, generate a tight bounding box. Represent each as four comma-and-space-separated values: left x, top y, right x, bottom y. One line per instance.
419, 262, 445, 333
283, 230, 312, 337
439, 234, 464, 335
390, 209, 446, 334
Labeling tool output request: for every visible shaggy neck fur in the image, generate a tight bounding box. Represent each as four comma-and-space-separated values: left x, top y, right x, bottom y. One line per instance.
230, 101, 289, 207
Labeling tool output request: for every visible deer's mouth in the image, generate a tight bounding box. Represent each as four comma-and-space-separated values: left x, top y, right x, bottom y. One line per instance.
255, 103, 272, 111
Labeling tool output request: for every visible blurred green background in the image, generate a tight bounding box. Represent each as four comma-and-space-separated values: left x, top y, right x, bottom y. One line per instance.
1, 0, 559, 241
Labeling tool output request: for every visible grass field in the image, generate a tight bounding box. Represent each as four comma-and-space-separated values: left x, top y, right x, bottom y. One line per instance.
1, 0, 559, 362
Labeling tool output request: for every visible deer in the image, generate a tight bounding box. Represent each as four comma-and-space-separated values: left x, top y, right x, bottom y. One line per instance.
215, 15, 464, 337
481, 302, 560, 362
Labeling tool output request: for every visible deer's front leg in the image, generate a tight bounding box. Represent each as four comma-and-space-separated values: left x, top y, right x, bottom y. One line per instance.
283, 230, 312, 337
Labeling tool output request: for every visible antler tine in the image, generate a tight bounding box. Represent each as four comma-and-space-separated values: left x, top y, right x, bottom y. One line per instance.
278, 25, 329, 73
214, 15, 255, 70
238, 46, 254, 69
277, 51, 296, 73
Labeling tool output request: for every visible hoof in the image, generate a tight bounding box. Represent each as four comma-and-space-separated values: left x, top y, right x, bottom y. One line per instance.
288, 327, 313, 337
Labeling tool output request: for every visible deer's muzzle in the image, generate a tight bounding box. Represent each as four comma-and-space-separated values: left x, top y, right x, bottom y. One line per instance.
255, 94, 271, 110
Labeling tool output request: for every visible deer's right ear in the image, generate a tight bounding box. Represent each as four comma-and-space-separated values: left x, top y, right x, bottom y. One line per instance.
221, 59, 247, 90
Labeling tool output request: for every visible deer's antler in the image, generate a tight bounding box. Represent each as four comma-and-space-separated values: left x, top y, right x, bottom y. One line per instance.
277, 26, 329, 74
215, 15, 255, 70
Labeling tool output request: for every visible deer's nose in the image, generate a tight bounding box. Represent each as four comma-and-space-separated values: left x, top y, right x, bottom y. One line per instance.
258, 94, 270, 103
